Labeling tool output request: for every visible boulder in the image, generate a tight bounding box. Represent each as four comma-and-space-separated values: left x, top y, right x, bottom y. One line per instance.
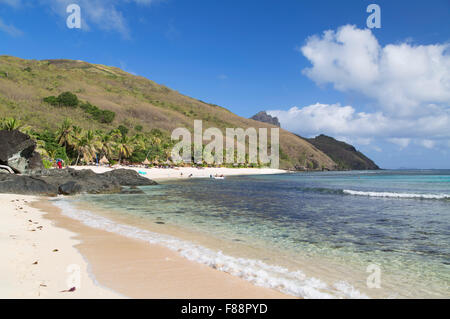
101, 169, 158, 186
37, 168, 122, 194
58, 181, 84, 195
0, 173, 58, 195
0, 130, 43, 173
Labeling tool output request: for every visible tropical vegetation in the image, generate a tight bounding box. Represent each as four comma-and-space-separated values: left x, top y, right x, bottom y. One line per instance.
0, 116, 179, 167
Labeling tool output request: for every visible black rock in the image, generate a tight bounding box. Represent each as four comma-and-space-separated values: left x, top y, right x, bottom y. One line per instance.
0, 174, 58, 195
28, 168, 158, 196
101, 169, 158, 186
37, 168, 122, 195
58, 181, 83, 195
0, 130, 44, 173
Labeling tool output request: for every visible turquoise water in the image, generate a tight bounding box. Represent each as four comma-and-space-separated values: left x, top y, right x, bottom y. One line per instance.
57, 170, 450, 298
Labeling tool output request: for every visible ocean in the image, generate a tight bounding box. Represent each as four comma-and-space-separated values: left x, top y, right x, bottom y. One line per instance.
52, 170, 450, 298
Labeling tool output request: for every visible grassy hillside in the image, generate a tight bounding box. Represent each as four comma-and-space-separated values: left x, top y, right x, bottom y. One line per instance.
306, 135, 379, 170
0, 55, 337, 169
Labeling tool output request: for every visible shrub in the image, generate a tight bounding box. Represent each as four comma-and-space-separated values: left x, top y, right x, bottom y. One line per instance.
43, 96, 59, 106
98, 110, 115, 123
80, 102, 115, 124
57, 91, 79, 107
43, 92, 78, 107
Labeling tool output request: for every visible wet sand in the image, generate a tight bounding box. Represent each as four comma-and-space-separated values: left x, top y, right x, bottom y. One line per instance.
31, 198, 293, 299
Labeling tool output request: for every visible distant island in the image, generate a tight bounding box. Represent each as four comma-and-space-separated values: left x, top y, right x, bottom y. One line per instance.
251, 111, 379, 170
305, 135, 379, 170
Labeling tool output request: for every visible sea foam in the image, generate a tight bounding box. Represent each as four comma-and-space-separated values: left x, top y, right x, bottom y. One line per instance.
343, 190, 450, 200
52, 198, 368, 299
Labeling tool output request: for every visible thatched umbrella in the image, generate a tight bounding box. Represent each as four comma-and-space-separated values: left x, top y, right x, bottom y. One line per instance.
142, 158, 150, 165
99, 156, 109, 165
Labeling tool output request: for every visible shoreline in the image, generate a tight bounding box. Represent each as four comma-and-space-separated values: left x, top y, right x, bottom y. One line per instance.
1, 193, 293, 299
69, 165, 287, 181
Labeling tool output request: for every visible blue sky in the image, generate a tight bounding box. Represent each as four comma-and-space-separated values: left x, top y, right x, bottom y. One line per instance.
0, 0, 449, 169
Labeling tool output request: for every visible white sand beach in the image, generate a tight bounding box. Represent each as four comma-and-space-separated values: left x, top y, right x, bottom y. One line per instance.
0, 194, 121, 298
70, 165, 287, 181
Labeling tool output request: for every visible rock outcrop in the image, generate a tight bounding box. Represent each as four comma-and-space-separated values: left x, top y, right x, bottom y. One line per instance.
250, 111, 281, 127
0, 168, 157, 196
0, 130, 43, 173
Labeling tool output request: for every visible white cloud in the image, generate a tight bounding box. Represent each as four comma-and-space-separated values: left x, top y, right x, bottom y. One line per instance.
300, 25, 450, 116
0, 17, 23, 37
269, 25, 450, 151
39, 0, 160, 38
417, 139, 435, 149
268, 103, 450, 148
388, 138, 411, 149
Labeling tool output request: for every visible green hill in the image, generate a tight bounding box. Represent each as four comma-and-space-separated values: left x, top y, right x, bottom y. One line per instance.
305, 135, 379, 170
0, 55, 339, 170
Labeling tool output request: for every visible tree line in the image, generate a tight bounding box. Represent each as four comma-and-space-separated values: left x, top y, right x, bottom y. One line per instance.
0, 117, 173, 167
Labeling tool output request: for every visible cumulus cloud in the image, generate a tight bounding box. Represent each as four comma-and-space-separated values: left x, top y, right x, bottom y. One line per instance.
268, 103, 450, 149
0, 17, 23, 37
300, 25, 450, 116
268, 25, 450, 151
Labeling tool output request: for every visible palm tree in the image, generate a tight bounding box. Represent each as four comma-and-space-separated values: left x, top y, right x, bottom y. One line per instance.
113, 131, 134, 165
74, 130, 100, 165
56, 118, 74, 149
145, 135, 162, 160
132, 133, 146, 150
99, 132, 115, 160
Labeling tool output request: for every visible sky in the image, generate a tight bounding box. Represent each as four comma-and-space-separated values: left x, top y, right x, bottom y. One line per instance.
0, 0, 449, 169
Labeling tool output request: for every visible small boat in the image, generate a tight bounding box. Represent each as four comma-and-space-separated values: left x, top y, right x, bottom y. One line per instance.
213, 176, 225, 180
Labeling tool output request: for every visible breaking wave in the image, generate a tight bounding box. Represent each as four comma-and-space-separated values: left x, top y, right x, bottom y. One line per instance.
52, 198, 368, 299
343, 190, 450, 200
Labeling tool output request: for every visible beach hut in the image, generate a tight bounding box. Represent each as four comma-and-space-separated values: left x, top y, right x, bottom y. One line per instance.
99, 156, 109, 165
142, 158, 150, 165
